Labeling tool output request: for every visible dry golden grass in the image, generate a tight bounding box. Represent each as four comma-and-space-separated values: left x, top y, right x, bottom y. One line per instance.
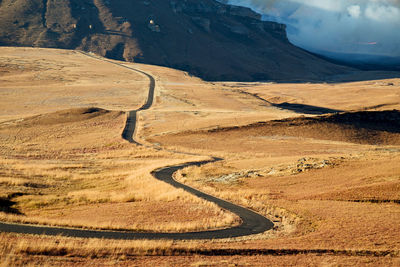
3, 254, 398, 267
0, 232, 399, 266
0, 107, 239, 232
0, 233, 180, 264
218, 78, 400, 112
1, 47, 400, 265
0, 47, 240, 232
142, 62, 400, 257
0, 47, 147, 122
174, 152, 400, 249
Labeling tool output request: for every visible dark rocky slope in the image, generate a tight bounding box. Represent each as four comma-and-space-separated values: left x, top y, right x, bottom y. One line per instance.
0, 0, 352, 81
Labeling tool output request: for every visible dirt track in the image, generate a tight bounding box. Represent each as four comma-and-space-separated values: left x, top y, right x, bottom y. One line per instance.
0, 52, 273, 240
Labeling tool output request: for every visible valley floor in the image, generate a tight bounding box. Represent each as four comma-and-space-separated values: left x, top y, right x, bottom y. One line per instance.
0, 47, 399, 266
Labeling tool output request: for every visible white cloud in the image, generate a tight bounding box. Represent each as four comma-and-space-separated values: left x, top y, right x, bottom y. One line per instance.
290, 0, 343, 12
365, 4, 400, 23
225, 0, 400, 59
347, 5, 361, 18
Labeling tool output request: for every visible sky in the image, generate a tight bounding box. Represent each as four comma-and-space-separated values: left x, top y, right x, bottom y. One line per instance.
224, 0, 400, 63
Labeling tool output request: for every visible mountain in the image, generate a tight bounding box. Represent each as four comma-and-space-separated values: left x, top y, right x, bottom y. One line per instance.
0, 0, 353, 81
311, 50, 400, 72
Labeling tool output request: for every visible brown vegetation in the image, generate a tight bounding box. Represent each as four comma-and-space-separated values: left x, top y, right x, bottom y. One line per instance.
0, 232, 399, 266
0, 48, 240, 234
1, 47, 400, 265
0, 47, 148, 122
0, 106, 238, 232
200, 110, 400, 145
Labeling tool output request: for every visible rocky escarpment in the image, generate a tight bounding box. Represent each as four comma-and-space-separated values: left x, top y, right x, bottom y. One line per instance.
171, 0, 286, 38
0, 0, 351, 81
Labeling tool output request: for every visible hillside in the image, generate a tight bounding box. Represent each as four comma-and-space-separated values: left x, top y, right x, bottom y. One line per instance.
205, 110, 400, 146
1, 47, 400, 266
0, 0, 353, 81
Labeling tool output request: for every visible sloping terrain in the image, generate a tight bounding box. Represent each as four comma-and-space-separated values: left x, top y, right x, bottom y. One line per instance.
0, 106, 239, 233
204, 110, 400, 145
0, 47, 148, 122
1, 48, 400, 266
0, 0, 353, 81
15, 107, 111, 125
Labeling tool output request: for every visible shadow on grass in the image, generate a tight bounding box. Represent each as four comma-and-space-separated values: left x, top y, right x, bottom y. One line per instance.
274, 102, 342, 115
0, 193, 24, 215
317, 110, 400, 133
272, 110, 400, 134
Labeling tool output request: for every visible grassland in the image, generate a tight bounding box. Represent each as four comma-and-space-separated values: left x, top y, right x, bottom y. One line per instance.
0, 47, 239, 233
1, 232, 399, 266
1, 47, 400, 266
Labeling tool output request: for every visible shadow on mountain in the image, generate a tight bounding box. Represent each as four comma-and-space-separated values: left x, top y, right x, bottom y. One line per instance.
105, 43, 126, 60
1, 0, 400, 82
103, 30, 132, 38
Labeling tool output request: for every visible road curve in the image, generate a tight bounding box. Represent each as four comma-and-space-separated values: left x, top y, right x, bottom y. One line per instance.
0, 52, 273, 240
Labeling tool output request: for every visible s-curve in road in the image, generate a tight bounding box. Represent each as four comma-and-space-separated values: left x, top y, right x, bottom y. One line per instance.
0, 52, 274, 240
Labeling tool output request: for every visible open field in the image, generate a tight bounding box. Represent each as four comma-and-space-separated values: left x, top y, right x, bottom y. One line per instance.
0, 47, 238, 233
1, 47, 400, 265
1, 232, 399, 266
0, 106, 238, 232
0, 47, 147, 122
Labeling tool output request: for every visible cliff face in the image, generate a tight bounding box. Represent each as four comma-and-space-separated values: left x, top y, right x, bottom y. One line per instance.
0, 0, 350, 81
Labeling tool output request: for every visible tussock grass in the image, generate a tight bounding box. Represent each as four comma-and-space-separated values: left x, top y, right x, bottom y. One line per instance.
0, 108, 239, 232
175, 152, 400, 249
2, 47, 400, 265
0, 233, 177, 258
1, 233, 398, 261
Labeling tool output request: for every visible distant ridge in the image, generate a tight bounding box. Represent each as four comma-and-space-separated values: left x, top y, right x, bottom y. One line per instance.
0, 0, 354, 81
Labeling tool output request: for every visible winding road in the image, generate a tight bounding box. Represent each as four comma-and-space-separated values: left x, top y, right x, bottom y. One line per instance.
0, 52, 274, 240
